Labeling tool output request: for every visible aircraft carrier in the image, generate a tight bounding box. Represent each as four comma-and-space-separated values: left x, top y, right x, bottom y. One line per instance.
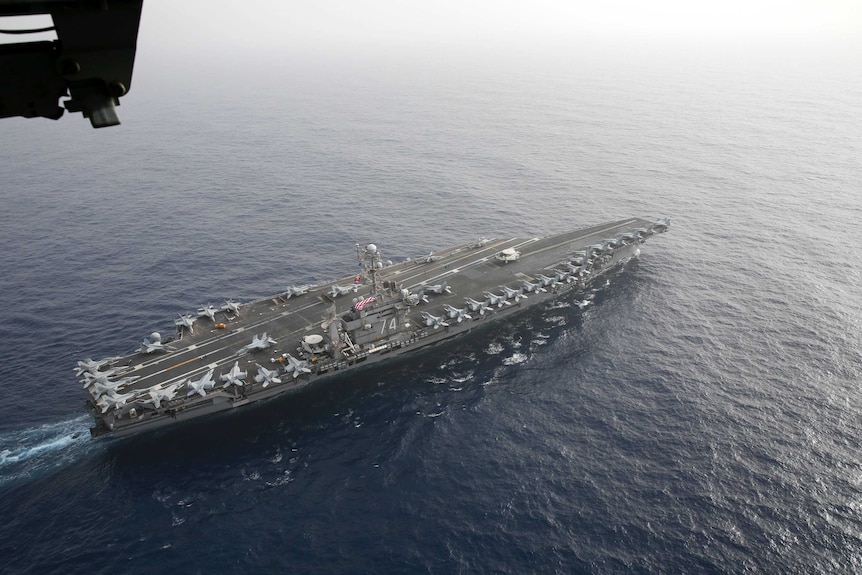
76, 217, 669, 438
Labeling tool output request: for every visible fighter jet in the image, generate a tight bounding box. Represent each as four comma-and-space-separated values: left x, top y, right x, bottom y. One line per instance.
220, 299, 242, 315
635, 227, 652, 239
96, 390, 138, 414
560, 262, 589, 278
443, 304, 473, 323
220, 361, 248, 389
84, 376, 122, 398
197, 304, 219, 322
620, 232, 639, 245
422, 280, 452, 295
141, 383, 181, 410
284, 285, 309, 299
139, 333, 175, 354
569, 251, 589, 266
174, 314, 197, 334
282, 354, 312, 379
84, 374, 139, 398
241, 332, 276, 353
329, 284, 354, 298
554, 270, 573, 284
464, 297, 493, 316
652, 217, 670, 232
521, 280, 547, 295
254, 364, 282, 388
535, 274, 558, 289
186, 370, 216, 397
401, 288, 428, 306
80, 367, 122, 386
73, 357, 119, 377
468, 237, 491, 249
417, 251, 442, 263
420, 311, 449, 329
483, 291, 512, 308
607, 235, 625, 248
500, 285, 527, 303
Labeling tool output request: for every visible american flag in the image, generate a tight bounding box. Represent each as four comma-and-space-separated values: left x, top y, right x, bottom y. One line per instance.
354, 295, 376, 310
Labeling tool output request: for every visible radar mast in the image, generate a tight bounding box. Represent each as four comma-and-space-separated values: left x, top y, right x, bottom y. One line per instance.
356, 243, 383, 295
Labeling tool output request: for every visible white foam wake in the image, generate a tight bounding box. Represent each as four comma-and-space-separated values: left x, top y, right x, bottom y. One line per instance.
0, 415, 94, 486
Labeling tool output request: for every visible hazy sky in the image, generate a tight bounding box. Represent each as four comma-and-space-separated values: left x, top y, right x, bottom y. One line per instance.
3, 1, 859, 53
138, 0, 860, 53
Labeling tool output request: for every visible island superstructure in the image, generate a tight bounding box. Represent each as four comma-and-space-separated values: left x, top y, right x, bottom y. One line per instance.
75, 217, 670, 438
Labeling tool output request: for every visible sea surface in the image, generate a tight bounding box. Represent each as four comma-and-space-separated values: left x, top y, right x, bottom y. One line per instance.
1, 43, 861, 573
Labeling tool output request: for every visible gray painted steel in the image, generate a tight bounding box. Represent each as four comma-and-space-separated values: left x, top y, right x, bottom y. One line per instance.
78, 217, 669, 438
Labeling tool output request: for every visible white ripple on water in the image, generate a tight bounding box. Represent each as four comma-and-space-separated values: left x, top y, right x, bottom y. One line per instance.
485, 342, 504, 355
0, 414, 96, 486
502, 352, 529, 366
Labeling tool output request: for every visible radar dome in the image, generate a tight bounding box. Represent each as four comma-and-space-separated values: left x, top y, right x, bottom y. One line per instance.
150, 332, 161, 342
366, 243, 377, 254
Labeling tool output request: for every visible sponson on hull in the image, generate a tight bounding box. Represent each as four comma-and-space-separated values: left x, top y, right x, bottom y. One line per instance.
75, 217, 670, 438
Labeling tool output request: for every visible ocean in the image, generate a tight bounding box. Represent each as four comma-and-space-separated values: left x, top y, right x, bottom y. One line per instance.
1, 42, 861, 573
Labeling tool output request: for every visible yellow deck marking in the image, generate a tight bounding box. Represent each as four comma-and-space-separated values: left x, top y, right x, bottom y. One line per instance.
166, 356, 202, 371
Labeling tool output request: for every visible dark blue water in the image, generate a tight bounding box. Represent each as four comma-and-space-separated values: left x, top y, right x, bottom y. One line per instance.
1, 44, 861, 573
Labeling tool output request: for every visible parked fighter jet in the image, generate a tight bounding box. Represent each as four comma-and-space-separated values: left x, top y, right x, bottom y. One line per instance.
561, 262, 590, 278
330, 284, 354, 298
500, 285, 527, 302
186, 370, 216, 397
139, 333, 175, 354
85, 374, 139, 398
283, 354, 312, 379
465, 297, 493, 315
653, 218, 670, 232
620, 232, 639, 245
554, 270, 573, 284
174, 314, 197, 333
220, 299, 242, 315
80, 368, 122, 386
73, 357, 119, 377
197, 304, 219, 322
401, 288, 428, 306
285, 285, 310, 299
535, 274, 559, 289
606, 236, 625, 249
417, 251, 442, 263
420, 311, 449, 329
84, 376, 122, 398
241, 332, 276, 353
254, 364, 282, 388
443, 304, 473, 323
141, 383, 181, 410
96, 390, 137, 414
569, 251, 589, 265
521, 280, 547, 295
220, 361, 248, 389
483, 291, 512, 308
422, 280, 452, 295
468, 237, 491, 249
587, 243, 612, 256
